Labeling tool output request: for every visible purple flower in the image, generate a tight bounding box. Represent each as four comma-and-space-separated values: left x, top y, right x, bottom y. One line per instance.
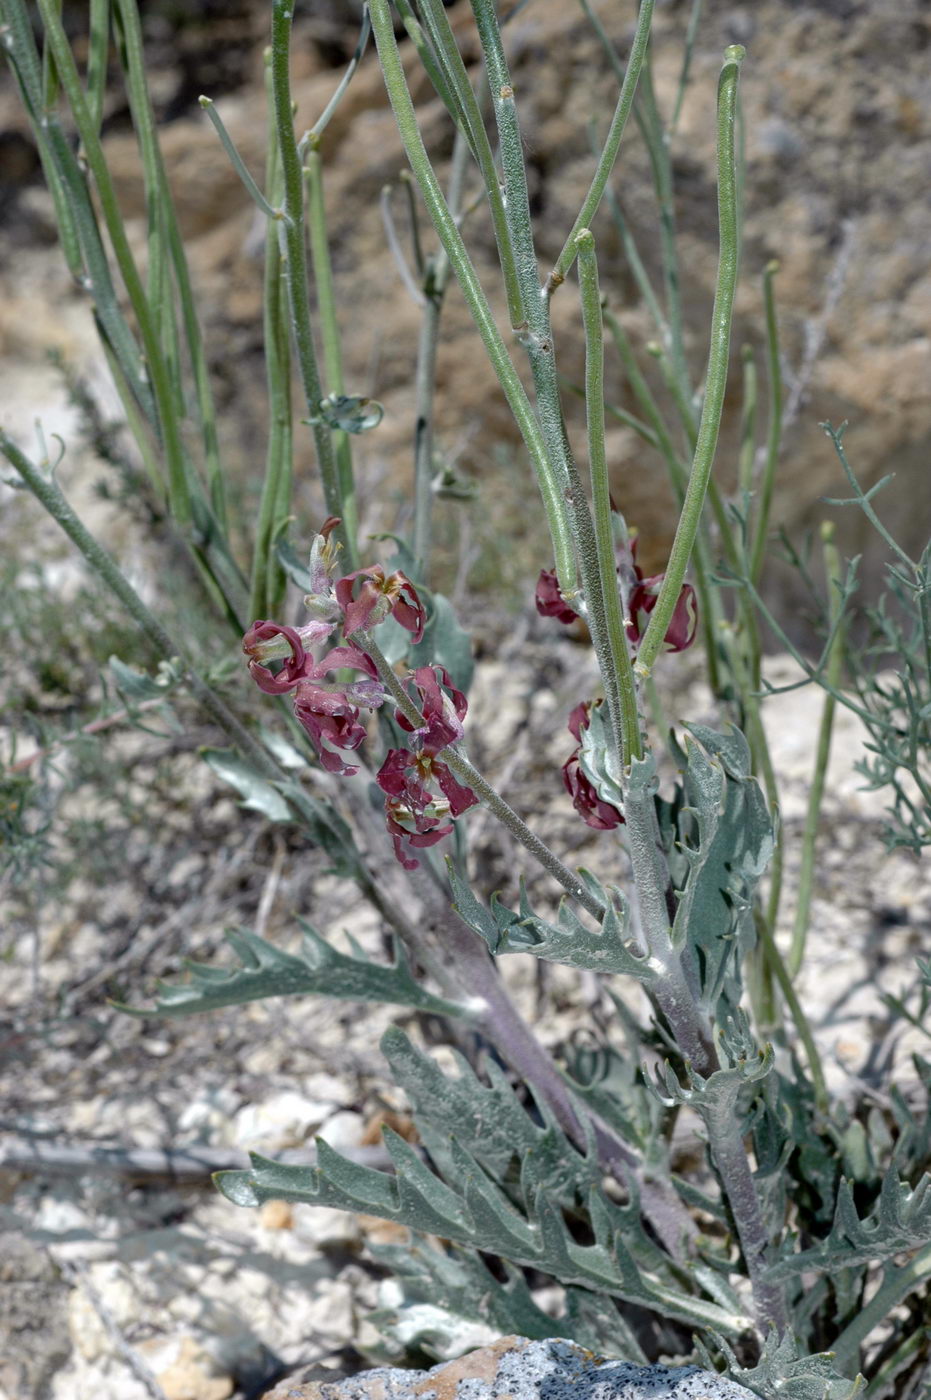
535, 539, 698, 655
376, 666, 477, 868
534, 568, 578, 624
243, 619, 336, 694
291, 645, 385, 776
396, 665, 467, 751
335, 565, 425, 643
243, 617, 385, 776
562, 701, 624, 830
622, 536, 698, 654
302, 516, 345, 624
626, 573, 698, 653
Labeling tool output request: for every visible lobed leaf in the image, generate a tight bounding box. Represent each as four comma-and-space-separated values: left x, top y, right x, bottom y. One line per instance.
450, 866, 656, 979
215, 1125, 753, 1335
124, 924, 471, 1019
770, 1168, 931, 1279
668, 726, 774, 1013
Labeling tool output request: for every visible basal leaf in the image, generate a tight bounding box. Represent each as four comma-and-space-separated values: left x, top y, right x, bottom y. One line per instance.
124, 924, 471, 1019
202, 747, 292, 823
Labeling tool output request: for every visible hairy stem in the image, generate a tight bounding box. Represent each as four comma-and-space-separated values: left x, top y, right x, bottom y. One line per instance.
270, 0, 354, 564
547, 0, 654, 293
368, 0, 575, 591
636, 46, 745, 677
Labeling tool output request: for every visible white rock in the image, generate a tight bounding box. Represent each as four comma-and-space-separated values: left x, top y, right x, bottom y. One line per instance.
315, 1110, 364, 1153
232, 1091, 340, 1152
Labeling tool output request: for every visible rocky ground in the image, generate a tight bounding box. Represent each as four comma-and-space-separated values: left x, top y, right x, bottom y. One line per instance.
2, 607, 929, 1398
1, 1, 930, 1397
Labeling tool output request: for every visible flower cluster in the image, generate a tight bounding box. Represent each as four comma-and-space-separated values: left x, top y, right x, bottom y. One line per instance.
243, 521, 474, 864
336, 565, 425, 642
376, 667, 477, 870
562, 701, 624, 830
244, 621, 385, 775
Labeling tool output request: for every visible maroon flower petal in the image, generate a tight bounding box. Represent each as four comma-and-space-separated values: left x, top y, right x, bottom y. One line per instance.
566, 701, 591, 745
294, 683, 369, 776
664, 582, 698, 652
376, 748, 420, 799
243, 620, 313, 693
392, 579, 426, 644
535, 568, 578, 625
434, 761, 478, 818
336, 570, 383, 636
562, 754, 624, 830
335, 567, 425, 643
397, 665, 466, 750
625, 577, 698, 652
312, 644, 380, 681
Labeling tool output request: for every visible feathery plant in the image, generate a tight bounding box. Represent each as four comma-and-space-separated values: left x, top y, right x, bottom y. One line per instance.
2, 1, 930, 1396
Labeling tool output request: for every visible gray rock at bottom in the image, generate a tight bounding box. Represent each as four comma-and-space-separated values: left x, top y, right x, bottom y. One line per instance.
262, 1335, 757, 1400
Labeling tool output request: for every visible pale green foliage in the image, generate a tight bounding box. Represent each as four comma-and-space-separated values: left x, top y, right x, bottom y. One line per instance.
3, 0, 930, 1395
131, 927, 470, 1020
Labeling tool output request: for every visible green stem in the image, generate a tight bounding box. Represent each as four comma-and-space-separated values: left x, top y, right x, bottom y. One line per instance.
634, 50, 689, 398
603, 187, 669, 343
862, 1327, 926, 1399
788, 523, 844, 977
34, 0, 192, 523
415, 0, 522, 325
358, 631, 606, 921
270, 0, 348, 559
749, 259, 782, 585
602, 308, 725, 699
250, 53, 293, 621
86, 0, 108, 133
603, 305, 687, 499
754, 910, 828, 1114
367, 0, 575, 592
704, 1084, 787, 1334
199, 95, 282, 220
304, 145, 359, 564
470, 0, 628, 779
832, 1243, 931, 1378
636, 45, 745, 678
669, 0, 703, 132
823, 420, 917, 571
307, 3, 371, 141
576, 230, 643, 765
114, 0, 225, 527
547, 0, 654, 294
411, 131, 469, 580
737, 343, 758, 497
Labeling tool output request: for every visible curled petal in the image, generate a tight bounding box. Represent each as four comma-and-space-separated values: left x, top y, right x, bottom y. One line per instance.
294, 684, 369, 776
312, 644, 380, 682
384, 812, 451, 871
336, 566, 425, 643
535, 568, 578, 625
244, 620, 311, 694
398, 665, 467, 751
376, 744, 473, 868
566, 701, 591, 746
433, 760, 478, 818
335, 570, 385, 635
626, 576, 698, 652
562, 754, 624, 830
664, 582, 698, 652
376, 747, 421, 800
